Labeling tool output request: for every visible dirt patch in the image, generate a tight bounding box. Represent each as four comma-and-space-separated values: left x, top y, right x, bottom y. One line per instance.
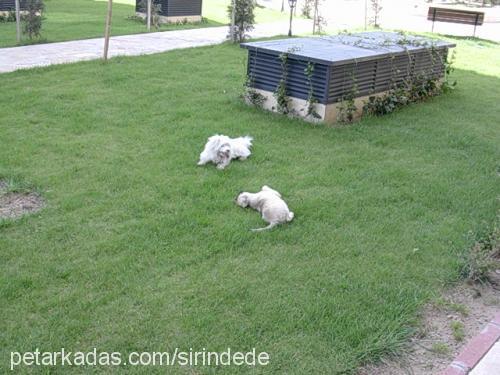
358, 275, 500, 375
0, 180, 44, 220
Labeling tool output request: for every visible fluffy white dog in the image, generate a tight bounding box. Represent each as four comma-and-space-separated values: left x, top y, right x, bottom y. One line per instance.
197, 135, 253, 170
235, 185, 294, 232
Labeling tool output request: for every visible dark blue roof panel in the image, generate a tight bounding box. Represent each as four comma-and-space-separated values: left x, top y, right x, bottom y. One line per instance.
241, 31, 455, 66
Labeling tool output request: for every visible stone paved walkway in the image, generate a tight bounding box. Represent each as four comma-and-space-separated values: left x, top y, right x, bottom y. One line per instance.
0, 20, 312, 74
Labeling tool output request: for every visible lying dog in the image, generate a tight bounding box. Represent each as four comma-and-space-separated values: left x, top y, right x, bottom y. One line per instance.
197, 134, 253, 170
235, 186, 294, 232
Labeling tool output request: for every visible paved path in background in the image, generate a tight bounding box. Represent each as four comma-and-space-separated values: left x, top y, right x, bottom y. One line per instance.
0, 20, 312, 74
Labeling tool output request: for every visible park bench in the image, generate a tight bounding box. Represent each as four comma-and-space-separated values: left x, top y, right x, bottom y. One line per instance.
428, 6, 485, 36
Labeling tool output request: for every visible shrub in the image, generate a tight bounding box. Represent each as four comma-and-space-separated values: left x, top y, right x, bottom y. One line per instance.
227, 0, 255, 42
0, 11, 17, 23
460, 224, 500, 284
138, 0, 162, 29
23, 0, 44, 40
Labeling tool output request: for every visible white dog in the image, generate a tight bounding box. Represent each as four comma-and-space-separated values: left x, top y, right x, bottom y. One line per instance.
235, 186, 294, 232
197, 135, 253, 170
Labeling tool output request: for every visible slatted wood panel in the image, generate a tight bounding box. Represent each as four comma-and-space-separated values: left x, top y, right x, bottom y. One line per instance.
135, 0, 202, 17
167, 0, 202, 17
427, 7, 484, 26
247, 50, 329, 103
0, 0, 27, 11
327, 49, 448, 102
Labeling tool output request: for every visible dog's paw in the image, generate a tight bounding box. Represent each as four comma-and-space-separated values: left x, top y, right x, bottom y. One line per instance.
216, 164, 226, 170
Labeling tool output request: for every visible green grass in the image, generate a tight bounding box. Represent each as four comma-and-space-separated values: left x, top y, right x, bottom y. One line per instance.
0, 0, 288, 48
0, 36, 499, 373
451, 321, 465, 342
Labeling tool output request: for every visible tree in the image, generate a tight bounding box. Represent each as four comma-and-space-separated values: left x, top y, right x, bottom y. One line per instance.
302, 0, 314, 18
369, 0, 382, 28
23, 0, 44, 40
103, 0, 113, 60
312, 0, 326, 35
227, 0, 255, 43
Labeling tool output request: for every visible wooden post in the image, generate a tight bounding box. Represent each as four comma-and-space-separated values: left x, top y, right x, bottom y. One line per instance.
103, 0, 113, 61
15, 0, 21, 44
147, 0, 151, 31
230, 0, 236, 42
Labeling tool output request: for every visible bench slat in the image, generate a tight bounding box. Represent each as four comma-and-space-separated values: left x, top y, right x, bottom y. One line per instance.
427, 7, 484, 26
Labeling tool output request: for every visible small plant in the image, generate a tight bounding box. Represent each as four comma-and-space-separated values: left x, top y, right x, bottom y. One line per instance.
245, 89, 266, 108
304, 62, 320, 119
23, 0, 44, 40
337, 84, 358, 123
460, 224, 500, 284
274, 53, 290, 114
227, 0, 255, 42
443, 49, 458, 92
451, 321, 465, 342
431, 342, 450, 356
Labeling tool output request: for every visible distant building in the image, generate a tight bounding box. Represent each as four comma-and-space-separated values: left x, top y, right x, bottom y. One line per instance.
135, 0, 203, 24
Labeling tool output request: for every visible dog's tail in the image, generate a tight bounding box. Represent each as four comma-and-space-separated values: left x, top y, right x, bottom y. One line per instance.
251, 222, 277, 232
287, 212, 295, 222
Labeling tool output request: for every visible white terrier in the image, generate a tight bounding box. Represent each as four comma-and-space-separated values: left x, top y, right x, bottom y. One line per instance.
197, 135, 253, 170
235, 186, 294, 232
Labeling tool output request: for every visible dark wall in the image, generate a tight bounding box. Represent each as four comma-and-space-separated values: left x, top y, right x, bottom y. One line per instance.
247, 50, 329, 104
135, 0, 202, 17
167, 0, 202, 17
0, 0, 27, 11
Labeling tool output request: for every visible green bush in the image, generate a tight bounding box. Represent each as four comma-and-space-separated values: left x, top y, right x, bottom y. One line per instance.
23, 0, 44, 40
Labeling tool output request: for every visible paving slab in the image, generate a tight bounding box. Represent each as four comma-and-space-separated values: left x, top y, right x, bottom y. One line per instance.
0, 20, 312, 74
470, 341, 500, 375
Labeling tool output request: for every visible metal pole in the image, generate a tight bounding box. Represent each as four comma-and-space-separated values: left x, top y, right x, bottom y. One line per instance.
103, 0, 113, 61
15, 0, 21, 44
230, 0, 236, 42
147, 0, 151, 31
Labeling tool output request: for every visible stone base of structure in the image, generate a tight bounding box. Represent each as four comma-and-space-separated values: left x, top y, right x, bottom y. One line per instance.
245, 88, 389, 124
136, 12, 202, 24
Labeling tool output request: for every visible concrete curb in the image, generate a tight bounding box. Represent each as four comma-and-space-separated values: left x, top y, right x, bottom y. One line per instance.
441, 312, 500, 375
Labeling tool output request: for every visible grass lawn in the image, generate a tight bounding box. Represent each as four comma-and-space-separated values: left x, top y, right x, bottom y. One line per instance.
0, 0, 288, 48
0, 36, 499, 373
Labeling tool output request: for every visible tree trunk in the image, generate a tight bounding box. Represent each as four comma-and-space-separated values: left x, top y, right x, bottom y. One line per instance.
312, 0, 319, 34
15, 0, 21, 44
147, 0, 151, 31
281, 0, 285, 12
230, 0, 236, 42
103, 0, 113, 61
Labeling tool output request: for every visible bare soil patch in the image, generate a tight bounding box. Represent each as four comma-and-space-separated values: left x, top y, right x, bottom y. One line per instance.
358, 274, 500, 375
0, 180, 44, 220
